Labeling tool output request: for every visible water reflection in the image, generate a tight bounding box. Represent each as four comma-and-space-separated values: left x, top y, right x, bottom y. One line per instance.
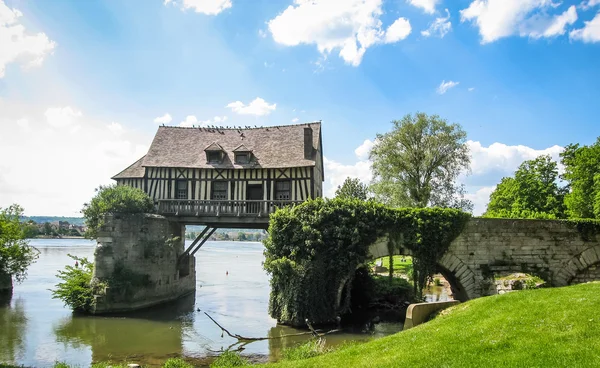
53, 294, 196, 364
0, 292, 27, 364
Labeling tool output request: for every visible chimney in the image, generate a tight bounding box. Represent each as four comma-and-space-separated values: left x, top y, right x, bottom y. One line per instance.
304, 127, 313, 159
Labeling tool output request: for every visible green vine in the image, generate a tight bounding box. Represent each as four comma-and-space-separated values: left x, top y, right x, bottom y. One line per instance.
263, 198, 470, 327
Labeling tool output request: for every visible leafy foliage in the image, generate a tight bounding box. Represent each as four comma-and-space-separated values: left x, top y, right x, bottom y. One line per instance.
484, 155, 567, 219
82, 184, 155, 239
51, 255, 102, 312
162, 358, 194, 368
0, 204, 39, 284
335, 177, 369, 200
264, 198, 470, 326
370, 113, 471, 212
560, 139, 600, 219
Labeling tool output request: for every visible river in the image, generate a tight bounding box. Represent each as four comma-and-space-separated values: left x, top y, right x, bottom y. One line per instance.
0, 239, 408, 367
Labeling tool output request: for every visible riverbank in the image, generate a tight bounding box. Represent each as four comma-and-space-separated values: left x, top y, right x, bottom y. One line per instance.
262, 282, 600, 367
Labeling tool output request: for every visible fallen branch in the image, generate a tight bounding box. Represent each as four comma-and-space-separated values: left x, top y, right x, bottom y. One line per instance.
204, 312, 341, 342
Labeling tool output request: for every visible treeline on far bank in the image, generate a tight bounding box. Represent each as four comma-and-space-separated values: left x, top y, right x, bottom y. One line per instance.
483, 138, 600, 220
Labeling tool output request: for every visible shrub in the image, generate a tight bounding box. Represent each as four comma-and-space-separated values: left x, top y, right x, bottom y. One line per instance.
0, 204, 39, 285
163, 358, 194, 368
82, 184, 155, 239
282, 338, 331, 361
210, 350, 248, 367
50, 255, 102, 312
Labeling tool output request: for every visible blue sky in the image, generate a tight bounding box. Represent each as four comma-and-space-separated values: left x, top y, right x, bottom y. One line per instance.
1, 0, 599, 216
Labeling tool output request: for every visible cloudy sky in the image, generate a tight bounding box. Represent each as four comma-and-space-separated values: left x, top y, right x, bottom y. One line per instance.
1, 0, 599, 216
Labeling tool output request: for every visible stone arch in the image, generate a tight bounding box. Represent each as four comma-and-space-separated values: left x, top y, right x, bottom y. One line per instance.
554, 245, 600, 286
437, 252, 477, 301
367, 237, 476, 301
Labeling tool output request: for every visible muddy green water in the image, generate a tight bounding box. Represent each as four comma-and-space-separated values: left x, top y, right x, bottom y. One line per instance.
0, 239, 412, 367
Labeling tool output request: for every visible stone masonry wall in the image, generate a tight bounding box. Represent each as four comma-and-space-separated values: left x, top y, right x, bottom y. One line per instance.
439, 218, 600, 300
91, 213, 195, 313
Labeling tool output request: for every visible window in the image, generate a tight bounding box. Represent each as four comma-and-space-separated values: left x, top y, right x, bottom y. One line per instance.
211, 181, 228, 200
176, 180, 188, 199
235, 152, 250, 164
207, 151, 221, 164
275, 180, 291, 200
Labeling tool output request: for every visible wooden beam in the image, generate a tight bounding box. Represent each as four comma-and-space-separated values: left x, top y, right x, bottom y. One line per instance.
190, 227, 217, 256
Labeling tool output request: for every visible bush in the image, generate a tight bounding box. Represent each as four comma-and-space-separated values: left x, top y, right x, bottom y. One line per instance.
82, 184, 155, 239
282, 338, 331, 361
0, 204, 39, 284
50, 255, 104, 312
163, 358, 194, 368
210, 350, 248, 367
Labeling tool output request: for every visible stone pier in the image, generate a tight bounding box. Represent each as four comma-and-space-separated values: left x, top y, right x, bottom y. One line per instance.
91, 213, 195, 314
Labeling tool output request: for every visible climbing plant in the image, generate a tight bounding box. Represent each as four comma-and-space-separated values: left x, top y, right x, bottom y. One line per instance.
263, 198, 470, 326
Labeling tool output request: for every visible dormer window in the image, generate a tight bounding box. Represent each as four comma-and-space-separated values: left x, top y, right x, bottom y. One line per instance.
207, 151, 221, 163
204, 142, 224, 164
235, 152, 250, 164
233, 144, 253, 165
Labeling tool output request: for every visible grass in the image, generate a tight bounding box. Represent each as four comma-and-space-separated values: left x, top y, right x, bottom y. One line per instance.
373, 256, 413, 275
262, 282, 600, 368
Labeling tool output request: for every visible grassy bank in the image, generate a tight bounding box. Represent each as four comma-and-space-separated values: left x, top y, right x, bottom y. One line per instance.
264, 282, 600, 368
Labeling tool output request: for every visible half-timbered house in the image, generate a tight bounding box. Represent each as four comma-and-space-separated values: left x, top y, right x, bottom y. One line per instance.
112, 122, 324, 228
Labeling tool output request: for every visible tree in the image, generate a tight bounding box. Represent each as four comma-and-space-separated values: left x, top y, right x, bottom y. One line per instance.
82, 184, 155, 239
370, 113, 471, 211
560, 139, 600, 219
335, 177, 369, 200
0, 205, 39, 291
484, 155, 567, 219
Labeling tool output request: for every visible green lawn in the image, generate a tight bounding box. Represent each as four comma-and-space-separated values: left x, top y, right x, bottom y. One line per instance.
373, 255, 413, 275
264, 282, 600, 368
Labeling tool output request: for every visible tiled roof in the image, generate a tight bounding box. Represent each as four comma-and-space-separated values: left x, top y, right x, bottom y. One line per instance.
112, 155, 146, 179
140, 122, 321, 170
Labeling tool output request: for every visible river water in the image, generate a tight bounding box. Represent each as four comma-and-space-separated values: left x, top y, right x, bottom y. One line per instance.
0, 239, 407, 367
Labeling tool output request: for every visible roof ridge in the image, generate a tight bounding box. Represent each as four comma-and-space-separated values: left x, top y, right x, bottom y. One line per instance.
157, 121, 322, 131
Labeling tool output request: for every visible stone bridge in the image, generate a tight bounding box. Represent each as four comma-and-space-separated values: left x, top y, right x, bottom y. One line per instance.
369, 218, 600, 301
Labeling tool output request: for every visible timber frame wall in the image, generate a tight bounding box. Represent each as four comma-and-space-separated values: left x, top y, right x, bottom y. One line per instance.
116, 166, 318, 202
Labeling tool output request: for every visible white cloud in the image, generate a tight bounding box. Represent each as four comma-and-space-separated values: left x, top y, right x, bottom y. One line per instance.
0, 101, 150, 216
468, 87, 476, 92
292, 117, 299, 123
179, 115, 227, 127
354, 139, 375, 160
582, 0, 600, 10
154, 113, 172, 125
267, 0, 412, 66
467, 140, 564, 176
258, 29, 267, 38
107, 122, 124, 136
407, 0, 440, 14
324, 157, 372, 198
421, 9, 452, 38
464, 186, 496, 216
384, 17, 412, 43
521, 5, 578, 39
0, 0, 56, 78
460, 0, 578, 43
437, 80, 459, 94
16, 117, 30, 132
44, 106, 82, 128
570, 12, 600, 43
180, 0, 232, 15
226, 97, 276, 116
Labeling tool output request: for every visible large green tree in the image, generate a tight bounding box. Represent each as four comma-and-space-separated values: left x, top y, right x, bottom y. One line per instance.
82, 184, 155, 239
370, 113, 471, 211
560, 139, 600, 219
484, 155, 567, 219
0, 205, 39, 291
335, 177, 369, 200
